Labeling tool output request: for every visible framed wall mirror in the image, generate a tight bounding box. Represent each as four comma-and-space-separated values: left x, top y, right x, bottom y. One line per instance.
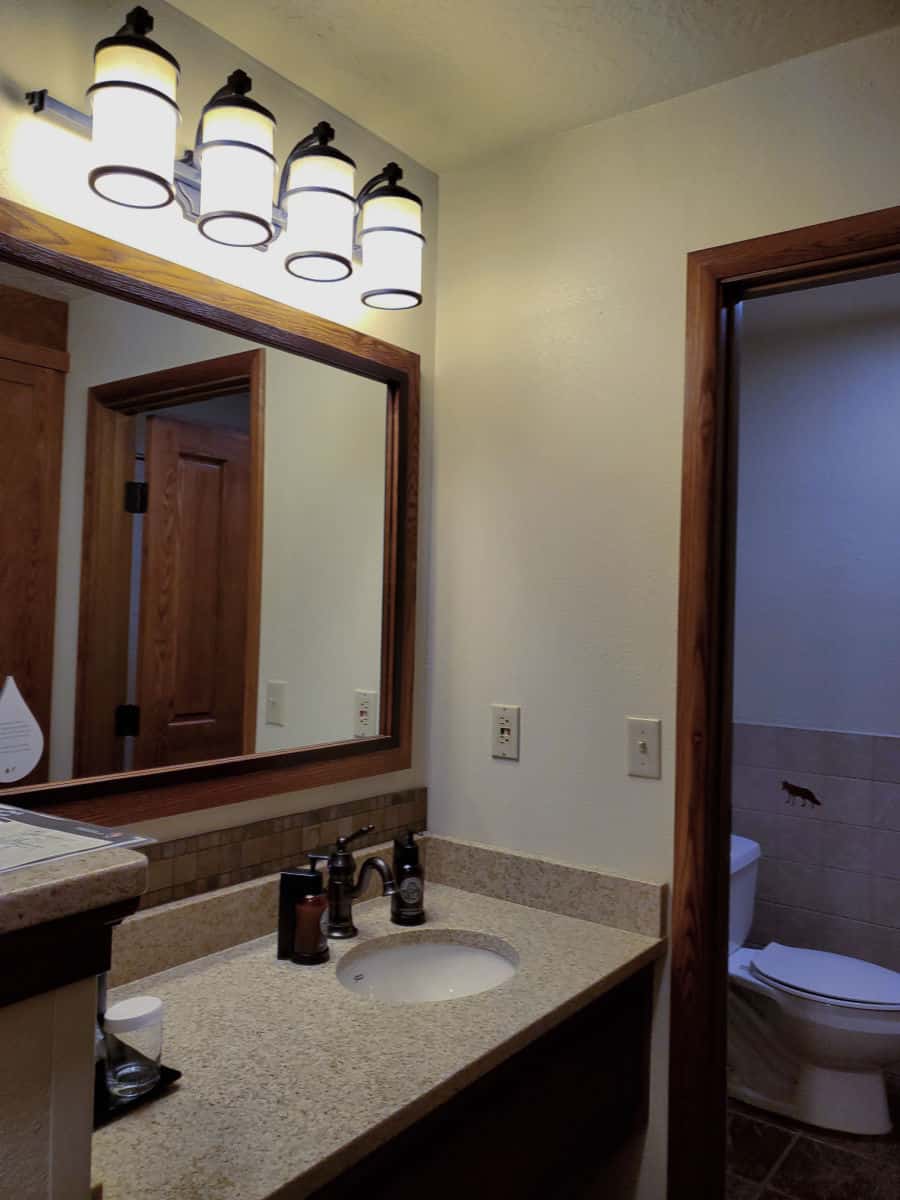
0, 197, 418, 825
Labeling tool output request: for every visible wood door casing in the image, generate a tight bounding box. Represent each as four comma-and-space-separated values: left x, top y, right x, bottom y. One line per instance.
134, 417, 250, 768
75, 351, 264, 779
671, 207, 900, 1200
0, 356, 65, 785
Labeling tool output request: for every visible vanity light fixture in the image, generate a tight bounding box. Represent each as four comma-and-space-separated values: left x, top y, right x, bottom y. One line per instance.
87, 6, 180, 209
25, 8, 427, 310
280, 122, 356, 282
356, 163, 425, 310
196, 70, 277, 247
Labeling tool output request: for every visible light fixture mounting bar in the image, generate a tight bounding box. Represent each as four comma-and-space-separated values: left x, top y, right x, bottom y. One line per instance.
24, 89, 289, 243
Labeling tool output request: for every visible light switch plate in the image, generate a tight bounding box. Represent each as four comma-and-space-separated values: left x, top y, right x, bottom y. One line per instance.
626, 716, 661, 779
354, 690, 378, 738
265, 680, 287, 727
492, 704, 520, 760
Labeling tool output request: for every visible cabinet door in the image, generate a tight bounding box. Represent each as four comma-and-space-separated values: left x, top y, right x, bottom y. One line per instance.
0, 357, 64, 784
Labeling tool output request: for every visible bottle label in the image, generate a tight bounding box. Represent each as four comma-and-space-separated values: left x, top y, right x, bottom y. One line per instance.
399, 876, 423, 906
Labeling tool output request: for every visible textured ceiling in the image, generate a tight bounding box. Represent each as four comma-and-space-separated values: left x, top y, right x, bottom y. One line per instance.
169, 1, 900, 171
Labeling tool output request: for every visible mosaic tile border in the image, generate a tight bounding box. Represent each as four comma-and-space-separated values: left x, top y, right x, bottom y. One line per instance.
139, 788, 426, 910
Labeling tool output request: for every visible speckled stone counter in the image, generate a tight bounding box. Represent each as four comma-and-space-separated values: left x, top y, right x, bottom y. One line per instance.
92, 883, 663, 1200
0, 847, 147, 934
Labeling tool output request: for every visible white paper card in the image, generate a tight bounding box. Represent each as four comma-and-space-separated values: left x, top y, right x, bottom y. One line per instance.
0, 677, 44, 783
0, 819, 110, 872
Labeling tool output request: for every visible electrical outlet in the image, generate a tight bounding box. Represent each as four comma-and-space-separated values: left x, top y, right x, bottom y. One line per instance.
626, 716, 661, 779
265, 680, 287, 727
354, 690, 378, 738
492, 704, 520, 760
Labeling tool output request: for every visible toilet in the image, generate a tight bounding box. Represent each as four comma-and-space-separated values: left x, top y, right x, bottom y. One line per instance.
728, 834, 900, 1135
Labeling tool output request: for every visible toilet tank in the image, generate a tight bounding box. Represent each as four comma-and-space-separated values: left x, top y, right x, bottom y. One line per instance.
729, 835, 761, 956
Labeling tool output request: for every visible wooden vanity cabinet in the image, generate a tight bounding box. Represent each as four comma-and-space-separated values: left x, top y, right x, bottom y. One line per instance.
311, 966, 653, 1200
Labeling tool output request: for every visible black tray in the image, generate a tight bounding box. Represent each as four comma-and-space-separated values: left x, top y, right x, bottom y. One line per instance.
94, 1064, 182, 1129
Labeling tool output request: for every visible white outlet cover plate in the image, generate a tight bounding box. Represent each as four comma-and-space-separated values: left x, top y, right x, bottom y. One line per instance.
265, 680, 287, 727
492, 704, 520, 761
626, 716, 661, 779
354, 690, 378, 738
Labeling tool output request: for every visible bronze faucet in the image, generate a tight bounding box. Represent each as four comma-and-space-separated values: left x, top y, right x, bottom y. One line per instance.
309, 825, 396, 939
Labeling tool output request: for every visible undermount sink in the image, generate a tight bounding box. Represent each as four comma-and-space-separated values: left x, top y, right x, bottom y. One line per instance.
336, 931, 518, 1004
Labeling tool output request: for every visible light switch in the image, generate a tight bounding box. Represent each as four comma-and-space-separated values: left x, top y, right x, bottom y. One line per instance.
626, 716, 661, 779
492, 704, 520, 761
266, 681, 287, 727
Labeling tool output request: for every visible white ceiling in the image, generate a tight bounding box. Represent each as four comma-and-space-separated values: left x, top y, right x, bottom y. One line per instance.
170, 1, 900, 171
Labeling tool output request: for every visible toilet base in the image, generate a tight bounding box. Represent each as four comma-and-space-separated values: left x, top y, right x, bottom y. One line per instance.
730, 1065, 892, 1136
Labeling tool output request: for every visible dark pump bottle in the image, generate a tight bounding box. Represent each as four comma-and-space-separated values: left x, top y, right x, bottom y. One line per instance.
277, 868, 329, 964
391, 831, 425, 926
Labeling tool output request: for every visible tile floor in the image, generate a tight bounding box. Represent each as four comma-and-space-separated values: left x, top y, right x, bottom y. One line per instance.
727, 1077, 900, 1198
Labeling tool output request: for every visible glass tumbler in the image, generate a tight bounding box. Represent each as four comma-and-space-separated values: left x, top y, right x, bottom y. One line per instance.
103, 995, 163, 1099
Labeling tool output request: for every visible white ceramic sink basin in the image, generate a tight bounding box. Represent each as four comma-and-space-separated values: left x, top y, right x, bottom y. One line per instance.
336, 931, 518, 1004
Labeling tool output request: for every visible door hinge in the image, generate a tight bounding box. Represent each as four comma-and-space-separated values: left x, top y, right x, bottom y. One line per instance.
124, 480, 148, 514
114, 704, 141, 738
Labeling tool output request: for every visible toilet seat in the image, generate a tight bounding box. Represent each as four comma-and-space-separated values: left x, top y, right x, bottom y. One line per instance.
750, 943, 900, 1012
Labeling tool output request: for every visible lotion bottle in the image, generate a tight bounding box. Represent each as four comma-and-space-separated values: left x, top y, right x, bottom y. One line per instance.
391, 831, 425, 925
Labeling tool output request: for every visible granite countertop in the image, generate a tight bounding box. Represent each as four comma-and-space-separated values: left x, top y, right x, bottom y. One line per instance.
93, 883, 663, 1200
0, 847, 147, 934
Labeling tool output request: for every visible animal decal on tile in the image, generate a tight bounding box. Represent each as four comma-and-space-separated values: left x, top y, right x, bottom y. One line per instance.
781, 780, 821, 808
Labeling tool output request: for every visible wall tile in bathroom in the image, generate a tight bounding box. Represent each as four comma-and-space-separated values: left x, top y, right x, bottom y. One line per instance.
731, 765, 782, 813
820, 822, 874, 872
870, 875, 900, 929
873, 782, 900, 831
873, 736, 900, 784
773, 812, 825, 866
775, 727, 873, 780
732, 724, 778, 769
136, 788, 427, 911
731, 808, 777, 850
172, 852, 197, 885
872, 830, 900, 880
762, 860, 824, 913
818, 867, 873, 923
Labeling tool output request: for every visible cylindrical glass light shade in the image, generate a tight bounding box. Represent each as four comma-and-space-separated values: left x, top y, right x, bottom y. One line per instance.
359, 173, 424, 310
87, 9, 180, 209
282, 137, 356, 282
197, 72, 276, 247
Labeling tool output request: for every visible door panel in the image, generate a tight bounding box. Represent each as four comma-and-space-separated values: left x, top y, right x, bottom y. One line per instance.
135, 417, 250, 768
0, 357, 64, 784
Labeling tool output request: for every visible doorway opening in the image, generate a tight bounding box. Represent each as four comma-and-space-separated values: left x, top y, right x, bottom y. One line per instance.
74, 350, 264, 778
669, 205, 900, 1200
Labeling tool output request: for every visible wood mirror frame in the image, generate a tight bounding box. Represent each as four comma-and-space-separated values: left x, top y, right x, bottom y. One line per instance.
0, 196, 419, 827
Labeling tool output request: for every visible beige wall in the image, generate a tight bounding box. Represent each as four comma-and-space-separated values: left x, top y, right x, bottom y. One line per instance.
0, 0, 436, 836
432, 26, 900, 1197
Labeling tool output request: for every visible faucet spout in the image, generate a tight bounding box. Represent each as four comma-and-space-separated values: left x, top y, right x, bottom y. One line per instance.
352, 855, 397, 899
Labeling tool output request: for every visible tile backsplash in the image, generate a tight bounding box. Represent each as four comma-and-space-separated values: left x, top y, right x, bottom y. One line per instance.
731, 724, 900, 971
139, 788, 426, 910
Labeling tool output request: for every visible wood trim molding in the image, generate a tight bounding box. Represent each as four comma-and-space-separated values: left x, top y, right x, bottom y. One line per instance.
0, 196, 420, 826
0, 331, 69, 372
670, 202, 900, 1200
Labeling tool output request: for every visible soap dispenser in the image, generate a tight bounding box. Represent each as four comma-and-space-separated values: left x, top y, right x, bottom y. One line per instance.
391, 831, 425, 926
278, 868, 329, 964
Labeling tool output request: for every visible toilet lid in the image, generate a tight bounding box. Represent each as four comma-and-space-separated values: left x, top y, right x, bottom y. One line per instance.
752, 942, 900, 1007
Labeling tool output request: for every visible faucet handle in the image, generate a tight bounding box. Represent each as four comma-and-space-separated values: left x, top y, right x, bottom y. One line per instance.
336, 824, 375, 851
